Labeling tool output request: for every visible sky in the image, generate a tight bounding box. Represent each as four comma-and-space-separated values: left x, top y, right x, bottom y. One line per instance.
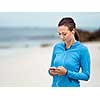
0, 12, 100, 29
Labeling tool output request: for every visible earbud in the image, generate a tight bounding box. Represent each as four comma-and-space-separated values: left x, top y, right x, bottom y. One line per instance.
72, 30, 75, 34
72, 29, 75, 34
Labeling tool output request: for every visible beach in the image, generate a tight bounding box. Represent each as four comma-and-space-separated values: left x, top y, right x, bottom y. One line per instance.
0, 42, 100, 87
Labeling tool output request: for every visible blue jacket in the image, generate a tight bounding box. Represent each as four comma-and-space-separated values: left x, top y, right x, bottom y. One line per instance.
49, 41, 90, 87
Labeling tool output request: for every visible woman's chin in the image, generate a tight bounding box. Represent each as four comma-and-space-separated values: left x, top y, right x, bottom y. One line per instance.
62, 39, 65, 42
63, 41, 66, 44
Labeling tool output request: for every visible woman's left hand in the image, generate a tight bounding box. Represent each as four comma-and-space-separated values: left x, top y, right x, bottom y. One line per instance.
55, 66, 67, 76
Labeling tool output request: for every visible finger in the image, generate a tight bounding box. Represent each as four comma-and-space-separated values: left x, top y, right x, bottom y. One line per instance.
57, 67, 63, 70
50, 70, 55, 74
55, 69, 60, 73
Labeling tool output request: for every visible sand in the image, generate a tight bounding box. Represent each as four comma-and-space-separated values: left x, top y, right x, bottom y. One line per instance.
0, 42, 100, 87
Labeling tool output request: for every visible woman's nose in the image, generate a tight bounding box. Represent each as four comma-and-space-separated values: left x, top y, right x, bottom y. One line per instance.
60, 35, 64, 39
60, 35, 66, 40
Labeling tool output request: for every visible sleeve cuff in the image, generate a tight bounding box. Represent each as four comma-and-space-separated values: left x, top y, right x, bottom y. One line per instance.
65, 70, 69, 76
65, 70, 72, 77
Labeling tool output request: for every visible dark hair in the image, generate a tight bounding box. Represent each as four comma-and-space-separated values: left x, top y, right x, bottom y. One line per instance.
58, 17, 79, 41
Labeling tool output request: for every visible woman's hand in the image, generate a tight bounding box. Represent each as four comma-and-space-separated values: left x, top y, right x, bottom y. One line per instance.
49, 68, 57, 76
55, 66, 67, 76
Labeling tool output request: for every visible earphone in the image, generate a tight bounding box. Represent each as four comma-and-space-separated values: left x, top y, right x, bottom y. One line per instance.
72, 29, 75, 34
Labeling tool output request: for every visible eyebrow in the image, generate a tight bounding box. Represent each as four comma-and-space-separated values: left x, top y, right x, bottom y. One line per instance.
57, 32, 65, 34
57, 32, 68, 35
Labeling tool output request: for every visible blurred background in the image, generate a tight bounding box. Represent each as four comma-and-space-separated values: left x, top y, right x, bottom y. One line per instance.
0, 12, 100, 87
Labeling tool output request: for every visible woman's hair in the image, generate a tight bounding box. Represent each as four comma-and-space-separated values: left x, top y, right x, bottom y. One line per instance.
58, 17, 79, 41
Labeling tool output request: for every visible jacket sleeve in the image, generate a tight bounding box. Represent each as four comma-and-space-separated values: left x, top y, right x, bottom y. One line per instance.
66, 47, 90, 81
50, 45, 56, 67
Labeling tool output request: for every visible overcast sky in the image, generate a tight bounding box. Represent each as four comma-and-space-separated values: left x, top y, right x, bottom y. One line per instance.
0, 12, 100, 29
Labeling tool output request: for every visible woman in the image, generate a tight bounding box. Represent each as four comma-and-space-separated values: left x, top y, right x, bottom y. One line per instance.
49, 17, 90, 87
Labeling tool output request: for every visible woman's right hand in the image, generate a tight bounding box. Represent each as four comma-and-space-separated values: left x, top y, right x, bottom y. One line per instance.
49, 69, 57, 76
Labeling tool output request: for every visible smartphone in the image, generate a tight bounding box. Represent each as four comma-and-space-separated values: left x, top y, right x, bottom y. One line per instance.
49, 67, 56, 70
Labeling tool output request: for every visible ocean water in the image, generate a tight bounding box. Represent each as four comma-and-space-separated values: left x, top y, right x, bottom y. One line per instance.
0, 27, 97, 49
0, 27, 59, 48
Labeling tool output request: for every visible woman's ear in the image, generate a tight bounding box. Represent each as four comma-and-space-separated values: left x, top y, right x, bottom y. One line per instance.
72, 29, 75, 34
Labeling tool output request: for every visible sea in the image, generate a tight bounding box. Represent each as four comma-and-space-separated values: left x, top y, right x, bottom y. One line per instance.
0, 27, 97, 49
0, 27, 60, 48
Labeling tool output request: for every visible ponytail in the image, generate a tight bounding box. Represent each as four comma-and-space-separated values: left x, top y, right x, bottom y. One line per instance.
74, 30, 80, 41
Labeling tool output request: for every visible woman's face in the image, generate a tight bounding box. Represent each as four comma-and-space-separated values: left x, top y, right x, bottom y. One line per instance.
58, 25, 74, 43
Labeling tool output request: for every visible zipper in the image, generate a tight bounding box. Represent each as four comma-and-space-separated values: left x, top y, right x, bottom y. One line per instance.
56, 51, 66, 87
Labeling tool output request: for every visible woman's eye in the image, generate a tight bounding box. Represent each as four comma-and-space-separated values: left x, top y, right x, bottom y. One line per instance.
63, 34, 67, 36
58, 33, 61, 35
58, 33, 67, 36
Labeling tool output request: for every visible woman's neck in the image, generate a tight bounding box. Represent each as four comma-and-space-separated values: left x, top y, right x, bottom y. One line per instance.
65, 38, 76, 49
